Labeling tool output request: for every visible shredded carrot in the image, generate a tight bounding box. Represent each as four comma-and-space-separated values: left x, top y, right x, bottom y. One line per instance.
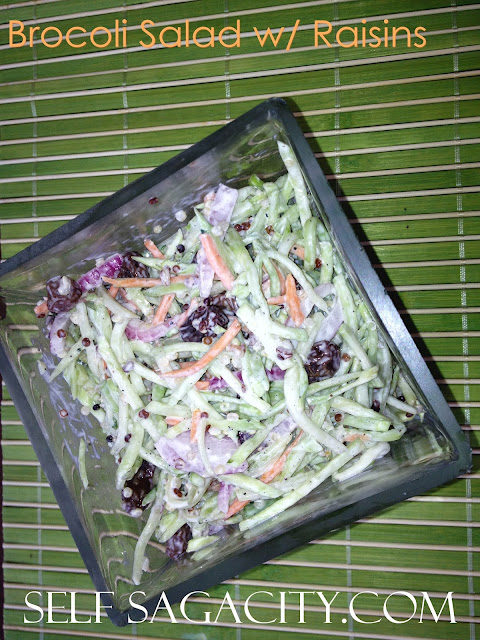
274, 264, 286, 295
103, 275, 190, 287
190, 409, 201, 442
291, 245, 305, 260
158, 319, 242, 378
225, 431, 303, 519
199, 234, 235, 290
267, 295, 286, 305
103, 276, 164, 288
225, 499, 250, 519
285, 274, 305, 327
260, 431, 303, 484
165, 416, 183, 426
108, 285, 119, 299
34, 300, 48, 316
144, 238, 165, 259
152, 293, 175, 326
194, 380, 210, 390
344, 433, 369, 442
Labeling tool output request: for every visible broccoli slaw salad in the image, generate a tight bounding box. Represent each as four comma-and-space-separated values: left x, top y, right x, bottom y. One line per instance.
34, 141, 423, 585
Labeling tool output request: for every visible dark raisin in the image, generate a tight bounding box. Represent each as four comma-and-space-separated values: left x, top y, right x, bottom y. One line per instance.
406, 412, 414, 418
315, 258, 322, 269
92, 403, 101, 411
265, 225, 274, 235
176, 244, 185, 253
180, 304, 228, 343
234, 224, 242, 232
238, 431, 252, 445
334, 413, 343, 422
173, 488, 183, 497
149, 196, 158, 205
118, 251, 149, 279
82, 337, 91, 347
59, 409, 68, 417
179, 323, 204, 343
46, 276, 82, 313
139, 409, 149, 419
342, 353, 351, 362
122, 460, 156, 515
124, 434, 131, 442
164, 523, 192, 560
57, 329, 67, 338
304, 341, 340, 383
200, 411, 208, 419
106, 435, 114, 443
204, 294, 238, 312
371, 399, 380, 412
398, 395, 406, 402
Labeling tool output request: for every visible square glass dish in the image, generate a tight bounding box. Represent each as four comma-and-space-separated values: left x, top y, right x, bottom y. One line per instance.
0, 98, 471, 626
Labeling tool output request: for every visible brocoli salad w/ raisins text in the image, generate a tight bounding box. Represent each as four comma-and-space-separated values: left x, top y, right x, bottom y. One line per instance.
35, 141, 423, 584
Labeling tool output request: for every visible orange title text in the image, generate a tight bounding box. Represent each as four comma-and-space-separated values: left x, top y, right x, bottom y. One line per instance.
8, 18, 427, 50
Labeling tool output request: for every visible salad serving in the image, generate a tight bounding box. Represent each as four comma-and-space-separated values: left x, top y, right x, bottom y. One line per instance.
34, 141, 423, 584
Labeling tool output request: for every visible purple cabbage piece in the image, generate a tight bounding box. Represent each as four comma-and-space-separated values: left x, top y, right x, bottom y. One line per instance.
155, 431, 246, 477
205, 184, 238, 239
125, 317, 177, 342
49, 312, 71, 358
315, 294, 344, 343
266, 365, 285, 381
77, 254, 123, 292
207, 370, 243, 391
196, 245, 215, 299
217, 482, 233, 514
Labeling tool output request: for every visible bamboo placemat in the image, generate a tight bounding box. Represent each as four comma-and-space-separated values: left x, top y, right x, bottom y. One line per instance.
1, 0, 479, 638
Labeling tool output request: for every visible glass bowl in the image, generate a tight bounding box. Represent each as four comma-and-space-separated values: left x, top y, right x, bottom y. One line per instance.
0, 98, 471, 626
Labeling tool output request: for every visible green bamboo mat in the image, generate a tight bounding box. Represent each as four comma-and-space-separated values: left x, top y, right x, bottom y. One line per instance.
1, 0, 479, 637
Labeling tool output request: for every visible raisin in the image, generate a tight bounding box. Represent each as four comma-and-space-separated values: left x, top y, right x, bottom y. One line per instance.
118, 251, 149, 279
149, 196, 158, 205
106, 435, 114, 443
165, 523, 192, 560
371, 399, 381, 412
138, 409, 150, 419
238, 431, 252, 445
204, 294, 238, 312
180, 305, 228, 343
179, 323, 204, 343
92, 403, 100, 411
57, 329, 67, 338
46, 276, 82, 313
82, 337, 91, 347
176, 244, 185, 253
304, 341, 340, 383
398, 395, 406, 402
122, 460, 156, 515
